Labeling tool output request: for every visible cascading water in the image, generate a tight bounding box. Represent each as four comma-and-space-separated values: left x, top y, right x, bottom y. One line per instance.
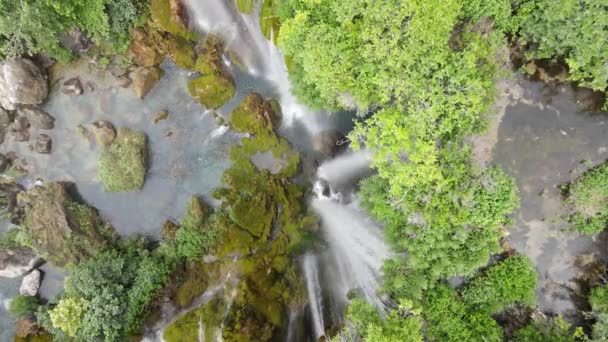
302, 253, 325, 339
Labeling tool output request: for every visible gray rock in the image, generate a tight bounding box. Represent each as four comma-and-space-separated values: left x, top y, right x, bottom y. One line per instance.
17, 106, 54, 129
19, 269, 41, 296
10, 116, 29, 131
60, 27, 91, 54
0, 59, 48, 110
0, 107, 11, 129
116, 75, 132, 88
10, 130, 30, 142
35, 134, 52, 154
91, 120, 116, 147
61, 78, 83, 96
0, 247, 40, 278
85, 81, 95, 92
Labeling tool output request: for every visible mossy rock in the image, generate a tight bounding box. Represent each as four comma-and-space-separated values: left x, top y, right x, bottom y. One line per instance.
188, 74, 235, 109
175, 261, 209, 308
98, 128, 148, 192
22, 182, 117, 267
230, 93, 279, 134
151, 0, 198, 41
165, 35, 196, 70
14, 332, 54, 342
235, 0, 254, 14
181, 196, 211, 229
163, 307, 202, 342
161, 220, 178, 240
194, 35, 225, 75
261, 0, 281, 44
230, 193, 275, 238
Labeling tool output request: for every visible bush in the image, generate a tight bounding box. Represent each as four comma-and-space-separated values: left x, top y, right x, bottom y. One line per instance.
513, 0, 608, 91
98, 128, 148, 192
8, 295, 40, 317
564, 162, 608, 234
461, 255, 537, 314
513, 316, 580, 342
589, 285, 608, 340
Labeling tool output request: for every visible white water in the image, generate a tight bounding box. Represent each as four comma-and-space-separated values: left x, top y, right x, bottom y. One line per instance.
184, 0, 322, 132
303, 253, 325, 339
317, 149, 374, 187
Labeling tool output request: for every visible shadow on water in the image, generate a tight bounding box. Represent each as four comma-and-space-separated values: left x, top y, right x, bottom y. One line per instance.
493, 77, 608, 322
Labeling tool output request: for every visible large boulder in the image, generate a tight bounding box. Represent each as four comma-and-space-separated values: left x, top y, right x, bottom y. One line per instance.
16, 106, 54, 130
133, 66, 163, 99
19, 269, 41, 296
0, 59, 48, 110
188, 74, 235, 110
0, 247, 40, 278
98, 128, 148, 192
22, 182, 117, 267
312, 130, 348, 156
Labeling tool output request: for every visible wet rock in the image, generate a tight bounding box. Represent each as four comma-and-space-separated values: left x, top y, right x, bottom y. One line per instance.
34, 134, 52, 154
188, 74, 235, 110
128, 28, 165, 68
0, 247, 40, 278
153, 109, 169, 123
194, 35, 225, 75
10, 130, 30, 142
98, 128, 148, 192
116, 75, 132, 88
0, 58, 48, 110
19, 269, 41, 296
61, 77, 83, 96
230, 93, 279, 133
0, 107, 11, 129
11, 116, 29, 131
85, 81, 95, 92
133, 66, 163, 99
151, 0, 196, 40
91, 120, 116, 147
312, 130, 348, 156
17, 106, 54, 130
60, 27, 91, 54
22, 182, 117, 267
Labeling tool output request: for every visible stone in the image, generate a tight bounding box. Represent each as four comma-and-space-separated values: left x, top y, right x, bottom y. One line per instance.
85, 81, 95, 92
60, 27, 91, 54
312, 130, 348, 156
22, 182, 117, 267
34, 134, 52, 154
0, 59, 48, 110
128, 28, 165, 68
153, 110, 169, 123
11, 116, 29, 131
17, 106, 54, 130
0, 247, 40, 278
133, 66, 163, 99
91, 120, 116, 147
10, 130, 30, 142
0, 107, 11, 129
116, 75, 132, 88
16, 317, 40, 338
61, 77, 83, 96
151, 0, 197, 40
19, 269, 41, 296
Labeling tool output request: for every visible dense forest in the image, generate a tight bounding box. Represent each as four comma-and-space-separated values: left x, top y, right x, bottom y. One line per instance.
0, 0, 606, 341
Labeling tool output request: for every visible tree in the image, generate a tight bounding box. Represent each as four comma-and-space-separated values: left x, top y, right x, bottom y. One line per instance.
49, 297, 88, 338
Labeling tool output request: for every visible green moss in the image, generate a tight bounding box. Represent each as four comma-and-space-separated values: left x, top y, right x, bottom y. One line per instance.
235, 0, 254, 14
14, 333, 54, 342
565, 162, 608, 234
175, 261, 209, 308
182, 196, 211, 229
163, 308, 202, 342
194, 35, 225, 75
150, 0, 198, 41
261, 0, 281, 44
98, 128, 148, 192
188, 74, 235, 109
166, 36, 196, 70
230, 93, 278, 134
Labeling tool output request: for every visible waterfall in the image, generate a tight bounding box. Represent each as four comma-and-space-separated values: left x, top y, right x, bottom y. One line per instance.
184, 0, 322, 132
302, 253, 325, 339
317, 149, 374, 187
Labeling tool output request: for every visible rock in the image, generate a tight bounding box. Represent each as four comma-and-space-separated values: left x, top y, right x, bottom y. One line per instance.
116, 75, 132, 88
61, 77, 83, 96
17, 106, 54, 130
60, 27, 91, 54
229, 93, 278, 133
161, 220, 178, 240
151, 0, 197, 40
22, 182, 117, 267
91, 120, 116, 147
109, 63, 129, 78
0, 153, 8, 172
153, 110, 169, 123
0, 59, 48, 110
188, 74, 235, 109
85, 81, 95, 92
194, 35, 225, 75
16, 316, 40, 338
10, 130, 30, 142
133, 66, 163, 99
0, 247, 40, 278
98, 128, 148, 192
34, 134, 52, 154
19, 269, 41, 296
11, 116, 29, 131
128, 28, 165, 68
0, 131, 4, 145
312, 130, 348, 156
0, 107, 11, 129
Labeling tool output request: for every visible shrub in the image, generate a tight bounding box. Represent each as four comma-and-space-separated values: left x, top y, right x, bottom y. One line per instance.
8, 295, 41, 317
564, 162, 608, 234
589, 285, 608, 340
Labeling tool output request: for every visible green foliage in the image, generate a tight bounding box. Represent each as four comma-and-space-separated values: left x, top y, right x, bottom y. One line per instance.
513, 0, 608, 91
461, 255, 537, 314
513, 316, 580, 342
261, 0, 281, 43
44, 239, 174, 340
0, 0, 144, 62
235, 0, 254, 14
589, 285, 608, 340
333, 299, 423, 342
98, 127, 148, 192
423, 284, 503, 341
171, 197, 221, 261
8, 295, 41, 318
0, 228, 21, 249
564, 162, 608, 234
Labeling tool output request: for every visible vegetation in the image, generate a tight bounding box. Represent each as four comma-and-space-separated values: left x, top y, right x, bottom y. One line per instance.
513, 0, 608, 91
0, 0, 146, 62
564, 162, 608, 234
187, 74, 235, 110
513, 316, 583, 342
589, 285, 608, 340
98, 127, 148, 192
8, 295, 41, 318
